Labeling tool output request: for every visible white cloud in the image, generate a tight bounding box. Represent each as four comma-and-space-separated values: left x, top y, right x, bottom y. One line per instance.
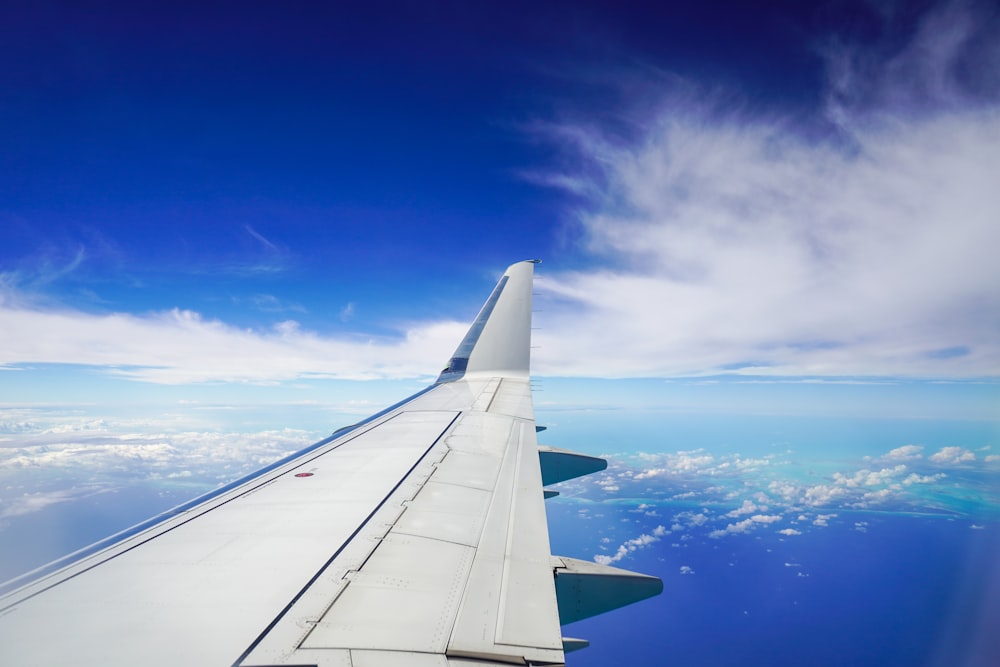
679, 565, 695, 575
929, 446, 976, 464
902, 472, 946, 485
709, 519, 754, 538
10, 302, 472, 383
595, 476, 621, 493
883, 445, 924, 461
0, 419, 312, 493
0, 488, 109, 520
672, 511, 709, 529
833, 465, 907, 487
726, 499, 759, 517
594, 525, 668, 565
709, 513, 783, 538
778, 529, 802, 536
802, 484, 848, 507
528, 3, 1000, 380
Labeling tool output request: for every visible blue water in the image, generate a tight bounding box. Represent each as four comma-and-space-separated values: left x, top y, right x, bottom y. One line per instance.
546, 500, 999, 667
537, 411, 1000, 462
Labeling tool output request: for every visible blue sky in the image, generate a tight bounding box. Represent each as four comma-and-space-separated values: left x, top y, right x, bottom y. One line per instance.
2, 0, 999, 388
1, 2, 999, 661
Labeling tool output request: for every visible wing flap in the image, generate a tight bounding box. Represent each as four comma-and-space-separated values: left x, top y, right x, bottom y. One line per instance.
247, 377, 562, 666
301, 533, 476, 653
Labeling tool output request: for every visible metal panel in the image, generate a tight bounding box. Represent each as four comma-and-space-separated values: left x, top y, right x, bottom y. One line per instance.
494, 421, 562, 651
446, 419, 563, 664
393, 481, 492, 547
0, 410, 459, 667
302, 534, 475, 653
353, 651, 451, 667
442, 411, 515, 459
485, 378, 534, 420
429, 450, 503, 491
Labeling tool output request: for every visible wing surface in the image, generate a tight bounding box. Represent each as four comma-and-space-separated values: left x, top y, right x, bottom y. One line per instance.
0, 260, 661, 666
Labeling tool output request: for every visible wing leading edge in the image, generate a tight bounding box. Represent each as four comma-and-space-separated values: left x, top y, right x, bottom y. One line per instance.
0, 260, 662, 666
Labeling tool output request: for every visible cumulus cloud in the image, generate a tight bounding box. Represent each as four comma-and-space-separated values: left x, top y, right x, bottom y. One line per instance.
902, 472, 946, 485
833, 465, 908, 487
883, 445, 924, 461
778, 528, 802, 536
671, 511, 709, 530
594, 525, 668, 565
530, 3, 1000, 380
929, 446, 976, 464
726, 499, 759, 517
0, 417, 312, 508
709, 513, 783, 538
679, 565, 695, 575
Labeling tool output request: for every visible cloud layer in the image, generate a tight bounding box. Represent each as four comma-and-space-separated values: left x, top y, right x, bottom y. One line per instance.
0, 299, 465, 383
533, 107, 999, 377
532, 2, 1000, 379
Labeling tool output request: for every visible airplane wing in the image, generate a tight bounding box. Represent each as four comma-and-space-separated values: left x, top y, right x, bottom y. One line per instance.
0, 260, 662, 666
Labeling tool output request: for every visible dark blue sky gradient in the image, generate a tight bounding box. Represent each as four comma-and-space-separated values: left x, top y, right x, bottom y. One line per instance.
0, 1, 877, 306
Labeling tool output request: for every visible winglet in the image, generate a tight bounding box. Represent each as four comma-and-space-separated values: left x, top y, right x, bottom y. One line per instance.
437, 260, 536, 382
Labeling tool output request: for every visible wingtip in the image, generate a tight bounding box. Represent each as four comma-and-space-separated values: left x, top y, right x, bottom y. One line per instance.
510, 259, 541, 270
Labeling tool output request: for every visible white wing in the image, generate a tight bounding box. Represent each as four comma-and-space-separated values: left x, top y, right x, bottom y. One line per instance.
0, 260, 661, 666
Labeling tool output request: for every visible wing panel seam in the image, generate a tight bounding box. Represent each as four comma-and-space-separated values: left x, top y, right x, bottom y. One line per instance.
232, 411, 463, 667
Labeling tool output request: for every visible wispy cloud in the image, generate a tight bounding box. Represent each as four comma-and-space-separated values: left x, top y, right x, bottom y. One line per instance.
1, 8, 996, 386
0, 488, 108, 520
0, 304, 465, 383
0, 245, 87, 302
530, 2, 1000, 380
245, 225, 280, 253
